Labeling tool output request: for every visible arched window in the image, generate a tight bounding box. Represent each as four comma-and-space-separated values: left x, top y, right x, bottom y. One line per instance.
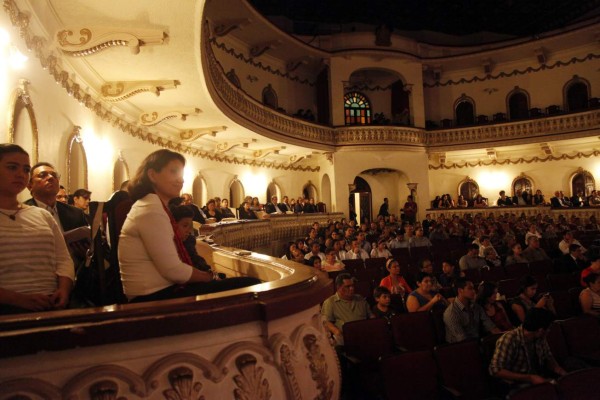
262, 84, 278, 109
266, 181, 281, 202
507, 88, 529, 120
454, 95, 475, 126
226, 69, 241, 89
344, 92, 372, 125
229, 178, 245, 209
458, 177, 479, 201
512, 174, 533, 196
192, 175, 208, 208
564, 77, 590, 112
570, 169, 595, 197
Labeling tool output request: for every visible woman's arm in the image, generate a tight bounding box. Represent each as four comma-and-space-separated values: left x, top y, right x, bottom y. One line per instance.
580, 290, 593, 314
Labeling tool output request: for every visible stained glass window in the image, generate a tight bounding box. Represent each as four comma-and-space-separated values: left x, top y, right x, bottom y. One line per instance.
344, 92, 371, 125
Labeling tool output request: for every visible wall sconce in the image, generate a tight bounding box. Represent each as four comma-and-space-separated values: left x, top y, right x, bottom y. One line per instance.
0, 28, 28, 70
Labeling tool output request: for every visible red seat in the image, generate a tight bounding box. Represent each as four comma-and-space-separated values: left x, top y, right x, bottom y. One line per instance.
505, 263, 529, 280
343, 318, 394, 363
434, 340, 491, 400
380, 350, 441, 400
480, 266, 506, 282
498, 278, 521, 298
558, 368, 600, 399
509, 382, 559, 400
390, 311, 437, 351
559, 316, 600, 366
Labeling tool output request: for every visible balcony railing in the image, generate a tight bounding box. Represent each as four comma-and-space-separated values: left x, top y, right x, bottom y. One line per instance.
203, 25, 600, 151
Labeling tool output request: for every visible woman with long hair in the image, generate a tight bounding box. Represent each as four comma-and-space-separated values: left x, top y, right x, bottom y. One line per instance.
0, 144, 74, 313
119, 149, 260, 303
476, 281, 513, 331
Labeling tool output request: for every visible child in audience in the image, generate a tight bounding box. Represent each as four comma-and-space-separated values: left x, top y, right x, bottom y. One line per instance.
372, 286, 398, 320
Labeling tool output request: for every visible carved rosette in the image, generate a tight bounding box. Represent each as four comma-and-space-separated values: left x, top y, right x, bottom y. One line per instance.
303, 335, 334, 400
233, 354, 271, 400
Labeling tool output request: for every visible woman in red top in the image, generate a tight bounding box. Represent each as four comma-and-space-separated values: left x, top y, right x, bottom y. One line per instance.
476, 281, 513, 331
379, 258, 412, 296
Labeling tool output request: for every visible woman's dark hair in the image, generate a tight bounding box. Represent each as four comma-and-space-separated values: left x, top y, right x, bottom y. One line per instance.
206, 199, 216, 206
169, 204, 194, 222
415, 272, 431, 283
306, 255, 321, 267
476, 281, 498, 307
0, 143, 28, 161
128, 149, 185, 202
583, 272, 600, 287
518, 275, 538, 294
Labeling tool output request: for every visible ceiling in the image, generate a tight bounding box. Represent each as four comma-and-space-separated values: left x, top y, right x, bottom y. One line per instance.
250, 0, 600, 45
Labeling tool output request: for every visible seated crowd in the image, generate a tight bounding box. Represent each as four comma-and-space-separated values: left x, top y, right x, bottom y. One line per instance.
310, 208, 600, 398
431, 188, 600, 209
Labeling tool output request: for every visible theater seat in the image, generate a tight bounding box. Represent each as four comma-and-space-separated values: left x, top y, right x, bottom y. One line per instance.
559, 316, 600, 366
509, 382, 558, 400
380, 350, 441, 400
557, 368, 600, 399
391, 311, 436, 351
343, 318, 394, 363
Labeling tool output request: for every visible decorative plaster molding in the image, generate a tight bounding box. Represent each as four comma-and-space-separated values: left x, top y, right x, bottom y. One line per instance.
179, 126, 227, 142
55, 26, 166, 56
6, 78, 39, 163
249, 40, 282, 58
101, 80, 180, 102
66, 125, 88, 193
61, 364, 146, 400
213, 18, 251, 37
216, 139, 257, 153
210, 37, 315, 86
139, 108, 202, 126
253, 146, 286, 159
429, 149, 600, 170
303, 334, 334, 400
233, 354, 271, 400
424, 53, 600, 88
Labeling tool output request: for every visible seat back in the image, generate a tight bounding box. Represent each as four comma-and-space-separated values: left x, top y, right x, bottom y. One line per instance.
364, 257, 386, 270
546, 322, 569, 365
547, 273, 579, 291
343, 318, 394, 362
528, 260, 554, 275
380, 350, 440, 400
559, 316, 600, 356
557, 368, 600, 400
391, 311, 436, 351
505, 263, 529, 280
480, 266, 506, 282
550, 290, 577, 320
498, 278, 521, 298
342, 258, 364, 273
434, 340, 489, 400
509, 382, 559, 400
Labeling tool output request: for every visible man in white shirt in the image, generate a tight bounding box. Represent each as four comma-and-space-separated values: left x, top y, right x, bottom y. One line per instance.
558, 231, 586, 255
304, 242, 326, 262
345, 240, 369, 260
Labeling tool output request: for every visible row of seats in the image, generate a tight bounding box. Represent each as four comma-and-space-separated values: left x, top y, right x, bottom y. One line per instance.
343, 315, 600, 399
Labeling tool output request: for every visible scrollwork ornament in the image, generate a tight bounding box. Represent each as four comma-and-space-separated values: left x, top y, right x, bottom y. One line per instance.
303, 335, 334, 400
89, 380, 118, 400
57, 28, 92, 46
162, 366, 204, 400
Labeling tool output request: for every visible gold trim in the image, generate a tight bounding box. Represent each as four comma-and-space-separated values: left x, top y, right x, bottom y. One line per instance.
55, 26, 165, 56
429, 149, 600, 170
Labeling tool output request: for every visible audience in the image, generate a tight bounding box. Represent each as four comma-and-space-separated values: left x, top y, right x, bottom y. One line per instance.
580, 272, 600, 317
371, 286, 399, 320
459, 244, 487, 271
476, 281, 513, 331
379, 258, 412, 296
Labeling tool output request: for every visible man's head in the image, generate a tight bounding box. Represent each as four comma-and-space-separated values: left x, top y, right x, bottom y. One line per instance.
442, 260, 455, 275
56, 185, 68, 203
28, 162, 61, 202
563, 231, 573, 241
420, 259, 433, 274
310, 242, 320, 254
569, 244, 582, 258
271, 195, 277, 203
455, 278, 476, 302
522, 308, 555, 338
527, 235, 540, 248
467, 243, 480, 256
335, 273, 355, 300
72, 188, 91, 211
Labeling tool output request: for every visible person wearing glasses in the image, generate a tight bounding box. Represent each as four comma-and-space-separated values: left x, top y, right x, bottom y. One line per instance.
25, 162, 88, 233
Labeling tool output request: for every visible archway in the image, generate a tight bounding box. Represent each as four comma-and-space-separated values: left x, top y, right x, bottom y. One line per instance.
266, 181, 282, 202
192, 174, 208, 207
458, 177, 480, 203
302, 181, 318, 201
66, 127, 88, 193
570, 169, 595, 197
564, 78, 590, 112
229, 178, 245, 208
349, 176, 371, 224
507, 88, 529, 120
455, 95, 475, 126
113, 155, 130, 192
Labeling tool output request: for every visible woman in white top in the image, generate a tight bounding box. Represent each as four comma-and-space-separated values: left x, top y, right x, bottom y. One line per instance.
580, 272, 600, 317
0, 144, 74, 313
118, 149, 259, 302
370, 239, 392, 258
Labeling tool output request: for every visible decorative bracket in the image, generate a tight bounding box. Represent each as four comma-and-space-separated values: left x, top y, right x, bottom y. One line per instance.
286, 57, 310, 72
213, 18, 251, 37
215, 139, 257, 154
540, 142, 553, 155
253, 146, 286, 159
250, 40, 282, 58
486, 148, 497, 160
55, 26, 166, 56
179, 126, 227, 142
482, 58, 494, 74
138, 108, 201, 126
101, 80, 180, 102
